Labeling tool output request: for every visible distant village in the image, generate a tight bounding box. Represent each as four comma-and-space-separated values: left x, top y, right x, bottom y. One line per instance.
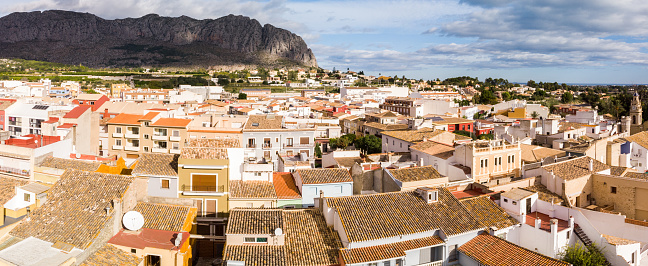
0, 65, 645, 266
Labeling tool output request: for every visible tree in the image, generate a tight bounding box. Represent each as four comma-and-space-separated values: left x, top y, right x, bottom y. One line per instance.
560, 243, 607, 266
561, 91, 574, 103
329, 138, 338, 150
531, 111, 539, 118
354, 135, 381, 154
314, 143, 322, 158
501, 91, 512, 101
238, 93, 247, 100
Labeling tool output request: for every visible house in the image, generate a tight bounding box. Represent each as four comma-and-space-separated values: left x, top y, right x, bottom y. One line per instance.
33, 156, 102, 184
273, 172, 302, 208
590, 171, 648, 220
131, 153, 180, 199
228, 180, 277, 209
458, 233, 570, 266
539, 157, 610, 207
621, 131, 648, 172
0, 134, 73, 180
72, 93, 110, 111
0, 177, 28, 227
453, 140, 522, 185
222, 208, 342, 265
381, 128, 471, 153
107, 202, 196, 266
384, 165, 449, 192
324, 188, 518, 266
293, 168, 353, 206
0, 99, 16, 131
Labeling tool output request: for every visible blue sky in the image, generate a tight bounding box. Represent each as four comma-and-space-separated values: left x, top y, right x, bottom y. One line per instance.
1, 0, 647, 84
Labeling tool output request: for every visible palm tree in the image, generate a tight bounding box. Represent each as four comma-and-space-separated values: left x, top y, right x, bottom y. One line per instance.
531, 111, 539, 118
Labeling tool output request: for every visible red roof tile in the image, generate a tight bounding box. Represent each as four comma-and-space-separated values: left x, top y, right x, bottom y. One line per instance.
458, 233, 570, 266
151, 118, 191, 128
58, 123, 76, 129
139, 112, 160, 121
107, 113, 143, 125
42, 117, 60, 124
273, 172, 301, 199
63, 105, 91, 119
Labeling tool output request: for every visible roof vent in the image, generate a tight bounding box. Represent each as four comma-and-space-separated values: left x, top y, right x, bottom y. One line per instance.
417, 187, 438, 204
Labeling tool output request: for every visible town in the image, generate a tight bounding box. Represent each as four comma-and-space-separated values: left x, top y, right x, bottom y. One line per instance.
0, 61, 645, 266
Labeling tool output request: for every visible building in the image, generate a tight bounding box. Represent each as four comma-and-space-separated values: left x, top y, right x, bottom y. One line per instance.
630, 92, 644, 134
458, 233, 570, 266
72, 94, 110, 111
381, 128, 471, 153
453, 140, 522, 185
293, 168, 353, 206
384, 165, 449, 191
0, 99, 16, 131
131, 153, 180, 199
539, 157, 611, 207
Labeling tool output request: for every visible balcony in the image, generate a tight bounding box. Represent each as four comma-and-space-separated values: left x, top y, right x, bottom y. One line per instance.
262, 143, 272, 149
152, 147, 168, 153
125, 133, 139, 139
112, 145, 123, 150
112, 133, 123, 138
124, 146, 139, 151
283, 143, 312, 148
0, 166, 29, 177
181, 185, 225, 196
152, 135, 168, 141
417, 261, 443, 266
170, 149, 181, 154
169, 136, 181, 142
244, 162, 274, 172
99, 132, 108, 138
246, 144, 257, 148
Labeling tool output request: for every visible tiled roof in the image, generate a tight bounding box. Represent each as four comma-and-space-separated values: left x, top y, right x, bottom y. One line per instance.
363, 122, 408, 131
610, 166, 630, 176
624, 131, 648, 149
39, 156, 102, 172
63, 105, 90, 119
410, 141, 455, 158
223, 209, 341, 265
106, 113, 142, 125
226, 209, 283, 235
334, 157, 364, 168
603, 234, 638, 246
139, 112, 159, 121
340, 236, 444, 264
542, 157, 610, 180
131, 153, 178, 177
186, 138, 241, 148
229, 180, 278, 199
150, 118, 191, 128
273, 172, 301, 199
388, 165, 445, 182
0, 178, 28, 205
458, 233, 570, 266
524, 184, 564, 205
622, 172, 648, 180
244, 115, 283, 130
10, 170, 134, 249
0, 101, 15, 111
501, 188, 535, 201
133, 202, 196, 232
80, 244, 142, 266
297, 168, 352, 184
520, 144, 565, 163
460, 196, 519, 230
326, 188, 484, 242
382, 128, 445, 143
558, 122, 586, 133
180, 147, 228, 160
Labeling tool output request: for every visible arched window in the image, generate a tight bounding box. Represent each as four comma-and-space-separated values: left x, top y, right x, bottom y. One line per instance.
633, 115, 637, 124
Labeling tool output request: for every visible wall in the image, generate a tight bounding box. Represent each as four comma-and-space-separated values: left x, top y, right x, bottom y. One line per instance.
148, 176, 179, 198
228, 199, 275, 209
301, 182, 353, 206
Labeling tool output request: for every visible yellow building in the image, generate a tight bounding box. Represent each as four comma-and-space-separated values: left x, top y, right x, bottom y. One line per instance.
507, 107, 527, 119
454, 140, 522, 185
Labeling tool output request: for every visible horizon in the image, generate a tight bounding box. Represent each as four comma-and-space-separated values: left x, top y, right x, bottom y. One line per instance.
0, 0, 647, 84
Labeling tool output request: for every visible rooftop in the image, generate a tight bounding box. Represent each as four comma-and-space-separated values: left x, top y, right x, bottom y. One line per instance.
150, 118, 191, 128
296, 168, 353, 184
229, 180, 278, 199
131, 153, 178, 177
520, 144, 566, 163
244, 115, 283, 130
273, 172, 301, 199
340, 236, 444, 264
542, 157, 610, 181
226, 209, 283, 235
106, 113, 143, 125
460, 196, 519, 230
39, 156, 102, 172
622, 172, 648, 180
501, 188, 535, 201
133, 202, 196, 232
80, 244, 142, 266
0, 177, 28, 205
624, 131, 648, 149
62, 105, 90, 119
459, 233, 570, 266
409, 141, 455, 159
603, 234, 638, 246
109, 229, 189, 251
387, 165, 445, 183
525, 212, 569, 232
10, 169, 134, 249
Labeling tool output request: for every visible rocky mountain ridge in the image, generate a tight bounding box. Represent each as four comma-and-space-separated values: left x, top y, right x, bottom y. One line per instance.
0, 10, 317, 68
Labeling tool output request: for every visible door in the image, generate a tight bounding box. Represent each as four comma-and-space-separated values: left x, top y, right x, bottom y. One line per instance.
526, 197, 532, 214
196, 199, 203, 217
206, 199, 217, 217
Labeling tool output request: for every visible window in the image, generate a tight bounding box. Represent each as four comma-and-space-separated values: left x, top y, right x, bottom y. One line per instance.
144, 147, 149, 152
115, 127, 122, 133
611, 186, 617, 194
395, 259, 403, 266
384, 261, 391, 266
161, 179, 169, 189
513, 201, 517, 205
191, 174, 217, 192
202, 122, 210, 127
244, 237, 256, 243
504, 198, 508, 203
115, 139, 122, 146
144, 134, 149, 139
24, 193, 30, 202
144, 121, 150, 126
256, 237, 268, 243
172, 143, 179, 150
172, 130, 180, 137
300, 137, 310, 145
254, 172, 262, 177
130, 248, 136, 254
286, 138, 294, 147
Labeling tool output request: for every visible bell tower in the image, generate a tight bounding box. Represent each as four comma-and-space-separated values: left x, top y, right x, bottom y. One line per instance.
631, 92, 642, 126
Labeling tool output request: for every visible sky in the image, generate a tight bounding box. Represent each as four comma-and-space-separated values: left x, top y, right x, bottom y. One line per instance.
1, 0, 648, 84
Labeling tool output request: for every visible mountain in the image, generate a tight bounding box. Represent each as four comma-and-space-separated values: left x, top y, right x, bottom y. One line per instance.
0, 10, 317, 68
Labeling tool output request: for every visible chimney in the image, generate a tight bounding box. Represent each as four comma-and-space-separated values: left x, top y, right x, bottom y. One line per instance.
104, 108, 109, 118
535, 218, 541, 229
589, 158, 593, 171
550, 219, 558, 235
112, 198, 122, 234
419, 157, 424, 167
568, 216, 574, 228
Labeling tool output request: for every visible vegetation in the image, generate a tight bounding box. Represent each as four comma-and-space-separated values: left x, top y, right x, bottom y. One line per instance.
314, 143, 322, 158
238, 93, 247, 100
560, 243, 607, 266
354, 135, 382, 154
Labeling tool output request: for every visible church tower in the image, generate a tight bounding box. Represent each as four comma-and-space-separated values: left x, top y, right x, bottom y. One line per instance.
630, 92, 642, 126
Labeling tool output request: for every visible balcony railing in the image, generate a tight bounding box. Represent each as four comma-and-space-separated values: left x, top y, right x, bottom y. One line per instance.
124, 146, 139, 151
152, 135, 167, 140
0, 166, 29, 177
247, 144, 257, 148
112, 133, 123, 138
152, 147, 168, 153
283, 143, 312, 148
169, 136, 181, 141
170, 149, 181, 154
125, 133, 139, 139
181, 185, 225, 193
262, 143, 272, 149
417, 261, 443, 266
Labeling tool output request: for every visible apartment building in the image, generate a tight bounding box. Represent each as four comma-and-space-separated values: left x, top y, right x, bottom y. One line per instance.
454, 139, 522, 185
106, 112, 191, 160
4, 102, 63, 137
242, 115, 316, 170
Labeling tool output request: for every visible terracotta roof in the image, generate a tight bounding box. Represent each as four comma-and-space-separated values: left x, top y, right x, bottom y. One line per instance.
133, 202, 196, 232
388, 165, 445, 182
520, 144, 566, 163
226, 209, 283, 235
150, 118, 191, 128
382, 128, 452, 144
63, 105, 90, 119
558, 122, 586, 133
223, 209, 341, 265
542, 157, 610, 180
131, 153, 178, 177
10, 170, 134, 249
363, 122, 409, 131
106, 113, 142, 125
243, 115, 284, 130
458, 233, 570, 266
180, 139, 239, 160
80, 244, 142, 266
460, 196, 519, 230
610, 166, 630, 176
39, 156, 102, 172
410, 141, 455, 158
19, 183, 50, 195
603, 234, 638, 246
273, 172, 301, 199
334, 157, 364, 168
501, 188, 535, 201
340, 236, 444, 264
296, 168, 352, 184
624, 131, 648, 149
0, 178, 28, 205
58, 123, 76, 129
622, 172, 648, 180
139, 112, 159, 121
524, 184, 564, 204
229, 180, 278, 199
326, 188, 484, 242
42, 117, 60, 124
0, 101, 15, 111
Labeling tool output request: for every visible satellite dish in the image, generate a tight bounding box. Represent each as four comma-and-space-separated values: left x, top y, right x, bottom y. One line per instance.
122, 211, 145, 231
274, 228, 283, 236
